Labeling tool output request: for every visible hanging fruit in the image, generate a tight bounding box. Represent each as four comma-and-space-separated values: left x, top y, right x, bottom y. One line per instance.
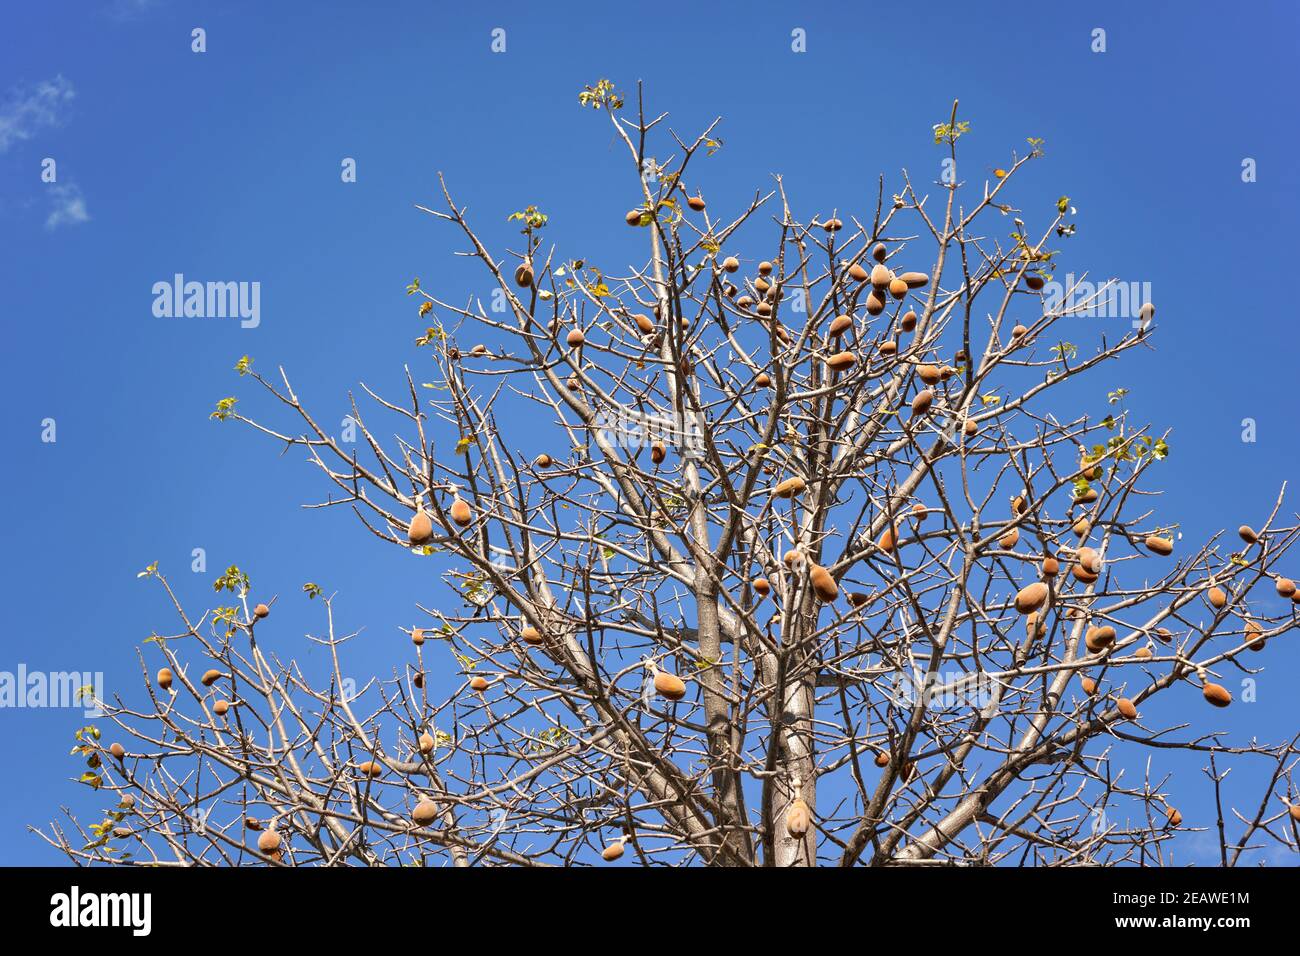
651, 662, 687, 702
809, 564, 839, 602
412, 799, 439, 826
450, 495, 473, 528
408, 507, 434, 545
1014, 582, 1048, 614
1145, 535, 1174, 556
1202, 681, 1232, 708
785, 777, 811, 838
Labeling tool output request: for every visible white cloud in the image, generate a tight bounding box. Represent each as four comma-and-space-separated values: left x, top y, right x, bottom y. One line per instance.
45, 182, 90, 230
0, 75, 75, 153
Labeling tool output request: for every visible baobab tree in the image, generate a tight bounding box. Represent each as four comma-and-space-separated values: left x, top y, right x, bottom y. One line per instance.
38, 82, 1300, 867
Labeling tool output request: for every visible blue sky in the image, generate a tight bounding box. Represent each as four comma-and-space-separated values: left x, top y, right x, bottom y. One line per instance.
1, 0, 1297, 865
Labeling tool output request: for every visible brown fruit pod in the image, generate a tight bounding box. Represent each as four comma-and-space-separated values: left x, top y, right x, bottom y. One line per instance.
566, 328, 585, 347
1202, 682, 1232, 708
752, 577, 771, 597
1276, 577, 1296, 598
829, 314, 853, 337
847, 591, 872, 608
109, 742, 126, 760
888, 277, 909, 300
408, 509, 434, 545
257, 829, 282, 853
1014, 582, 1048, 614
722, 256, 740, 273
201, 669, 223, 687
514, 262, 534, 288
809, 564, 839, 602
254, 603, 270, 619
534, 453, 553, 468
878, 340, 898, 357
871, 242, 888, 263
1041, 556, 1060, 577
1238, 525, 1258, 544
1072, 564, 1099, 585
869, 264, 892, 289
625, 209, 643, 226
910, 390, 934, 417
1116, 697, 1138, 719
826, 351, 858, 372
1246, 621, 1265, 652
412, 799, 439, 826
469, 675, 489, 692
632, 313, 655, 334
650, 442, 667, 465
773, 476, 806, 498
899, 310, 917, 333
963, 418, 978, 437
900, 271, 930, 289
865, 289, 886, 315
917, 364, 942, 385
1165, 806, 1182, 827
1289, 805, 1300, 823
520, 626, 544, 646
418, 732, 435, 755
1024, 274, 1045, 291
999, 528, 1020, 549
358, 760, 383, 778
823, 217, 843, 232
1079, 676, 1097, 695
1145, 535, 1174, 556
873, 751, 890, 767
156, 668, 173, 691
450, 497, 473, 528
847, 263, 869, 283
782, 549, 805, 567
654, 670, 687, 702
1072, 517, 1091, 538
1084, 628, 1113, 654
411, 628, 426, 646
1077, 547, 1102, 574
687, 194, 706, 211
1207, 586, 1227, 610
602, 840, 626, 862
877, 525, 898, 553
213, 700, 230, 716
755, 372, 772, 388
